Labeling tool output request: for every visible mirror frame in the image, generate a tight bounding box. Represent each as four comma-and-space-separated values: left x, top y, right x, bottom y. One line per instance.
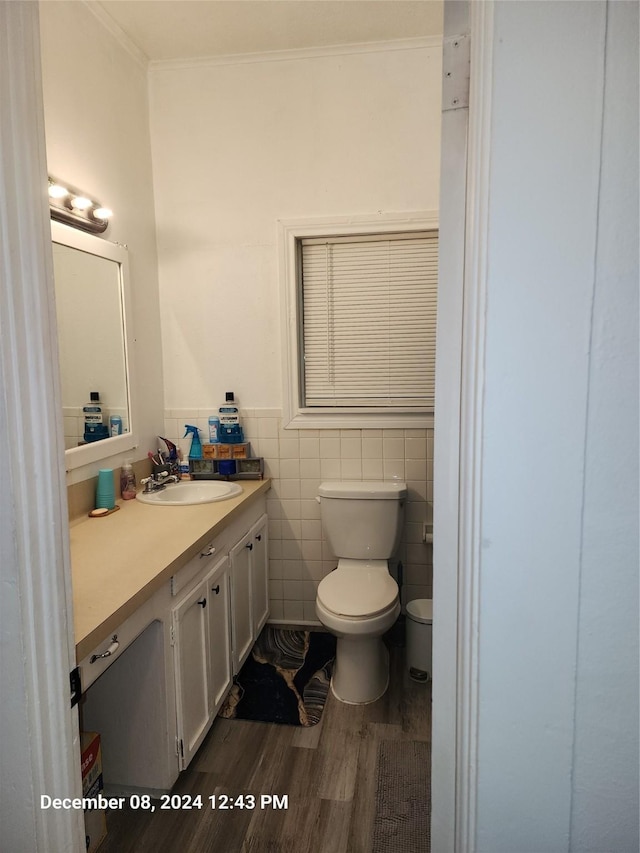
51, 221, 138, 470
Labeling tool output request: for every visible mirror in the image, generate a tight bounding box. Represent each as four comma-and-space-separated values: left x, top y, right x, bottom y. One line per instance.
51, 221, 137, 470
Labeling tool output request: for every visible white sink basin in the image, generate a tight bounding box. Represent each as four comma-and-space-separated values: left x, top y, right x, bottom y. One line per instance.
136, 481, 243, 506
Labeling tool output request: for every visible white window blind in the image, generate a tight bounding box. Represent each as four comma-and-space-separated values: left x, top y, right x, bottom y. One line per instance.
299, 230, 438, 409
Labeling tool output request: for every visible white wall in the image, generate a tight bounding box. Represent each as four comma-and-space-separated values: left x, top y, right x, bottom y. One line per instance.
149, 41, 442, 619
39, 1, 164, 483
569, 1, 639, 847
471, 1, 639, 850
149, 41, 441, 409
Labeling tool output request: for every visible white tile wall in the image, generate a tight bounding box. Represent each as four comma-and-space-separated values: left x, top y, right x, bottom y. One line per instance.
163, 408, 433, 624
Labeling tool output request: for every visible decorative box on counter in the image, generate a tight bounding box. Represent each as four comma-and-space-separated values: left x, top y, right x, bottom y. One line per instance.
202, 442, 250, 459
190, 457, 264, 479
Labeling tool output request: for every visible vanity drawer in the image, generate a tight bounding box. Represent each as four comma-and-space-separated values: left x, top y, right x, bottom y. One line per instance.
170, 532, 231, 597
78, 595, 159, 693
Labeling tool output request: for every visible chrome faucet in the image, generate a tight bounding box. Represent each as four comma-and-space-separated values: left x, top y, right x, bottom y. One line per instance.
141, 471, 179, 493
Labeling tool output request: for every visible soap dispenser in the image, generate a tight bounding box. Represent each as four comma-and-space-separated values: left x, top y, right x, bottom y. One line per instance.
184, 424, 203, 459
120, 459, 137, 500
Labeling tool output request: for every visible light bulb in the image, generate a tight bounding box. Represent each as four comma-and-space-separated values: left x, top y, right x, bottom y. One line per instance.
93, 207, 113, 220
71, 196, 92, 210
48, 183, 68, 199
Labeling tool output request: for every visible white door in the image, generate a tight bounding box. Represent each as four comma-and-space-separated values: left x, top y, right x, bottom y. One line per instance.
204, 556, 233, 712
172, 580, 212, 768
230, 532, 253, 674
250, 515, 269, 638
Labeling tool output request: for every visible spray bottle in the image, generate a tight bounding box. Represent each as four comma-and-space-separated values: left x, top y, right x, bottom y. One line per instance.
184, 425, 203, 460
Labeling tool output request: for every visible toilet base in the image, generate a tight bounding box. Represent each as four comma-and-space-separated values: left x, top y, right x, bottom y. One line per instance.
331, 635, 390, 704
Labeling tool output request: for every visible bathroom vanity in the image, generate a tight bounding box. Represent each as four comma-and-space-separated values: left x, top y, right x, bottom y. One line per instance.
70, 479, 270, 796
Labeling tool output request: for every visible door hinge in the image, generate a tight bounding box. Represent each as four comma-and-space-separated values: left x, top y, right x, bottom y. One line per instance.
70, 667, 81, 708
442, 34, 470, 111
170, 624, 176, 646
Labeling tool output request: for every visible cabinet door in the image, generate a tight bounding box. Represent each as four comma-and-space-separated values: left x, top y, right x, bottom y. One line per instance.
230, 532, 253, 674
250, 514, 269, 637
204, 556, 232, 712
172, 580, 212, 768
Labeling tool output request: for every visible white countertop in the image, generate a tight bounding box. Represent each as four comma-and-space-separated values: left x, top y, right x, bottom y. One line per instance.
70, 479, 270, 660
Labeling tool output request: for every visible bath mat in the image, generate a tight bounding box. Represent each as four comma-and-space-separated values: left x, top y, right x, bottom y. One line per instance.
218, 627, 336, 727
372, 740, 431, 853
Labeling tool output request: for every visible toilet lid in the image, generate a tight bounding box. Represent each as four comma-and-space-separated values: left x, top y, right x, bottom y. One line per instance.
317, 561, 398, 617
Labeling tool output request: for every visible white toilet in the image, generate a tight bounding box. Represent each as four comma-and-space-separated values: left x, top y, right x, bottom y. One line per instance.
315, 480, 407, 704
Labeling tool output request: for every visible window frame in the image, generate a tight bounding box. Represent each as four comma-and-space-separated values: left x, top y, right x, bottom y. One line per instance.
278, 212, 439, 430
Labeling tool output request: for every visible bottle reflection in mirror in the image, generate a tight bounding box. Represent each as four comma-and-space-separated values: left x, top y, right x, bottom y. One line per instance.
83, 391, 108, 443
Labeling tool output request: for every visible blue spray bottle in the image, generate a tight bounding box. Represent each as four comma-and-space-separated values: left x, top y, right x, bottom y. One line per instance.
184, 425, 203, 460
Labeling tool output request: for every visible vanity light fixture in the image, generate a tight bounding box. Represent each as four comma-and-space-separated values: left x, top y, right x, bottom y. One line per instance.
48, 181, 69, 199
48, 176, 113, 234
70, 195, 93, 210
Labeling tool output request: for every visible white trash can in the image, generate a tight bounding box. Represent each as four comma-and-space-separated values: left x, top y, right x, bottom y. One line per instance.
406, 599, 433, 682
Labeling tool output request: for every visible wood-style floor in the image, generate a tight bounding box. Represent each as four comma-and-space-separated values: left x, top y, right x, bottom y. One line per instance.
98, 634, 431, 853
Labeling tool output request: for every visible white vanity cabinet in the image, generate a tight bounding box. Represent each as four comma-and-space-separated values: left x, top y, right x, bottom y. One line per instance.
230, 513, 269, 674
73, 482, 270, 794
206, 558, 233, 712
250, 515, 269, 638
172, 555, 232, 768
229, 532, 253, 674
171, 508, 268, 768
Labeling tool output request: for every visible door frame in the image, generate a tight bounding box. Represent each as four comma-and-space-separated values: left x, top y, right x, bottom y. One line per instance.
0, 3, 85, 850
1, 1, 494, 849
432, 2, 493, 851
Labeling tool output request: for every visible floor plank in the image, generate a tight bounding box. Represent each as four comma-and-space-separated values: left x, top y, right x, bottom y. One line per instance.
97, 639, 431, 852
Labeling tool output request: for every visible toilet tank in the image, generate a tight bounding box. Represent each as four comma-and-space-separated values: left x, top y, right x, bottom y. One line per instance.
318, 481, 407, 559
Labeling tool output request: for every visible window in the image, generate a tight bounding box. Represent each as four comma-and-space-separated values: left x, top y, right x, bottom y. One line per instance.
279, 214, 438, 429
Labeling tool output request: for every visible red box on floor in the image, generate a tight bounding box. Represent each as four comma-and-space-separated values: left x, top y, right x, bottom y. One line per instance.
81, 732, 107, 853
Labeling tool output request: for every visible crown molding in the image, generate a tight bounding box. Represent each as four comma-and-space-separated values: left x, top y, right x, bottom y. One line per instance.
149, 35, 442, 73
83, 1, 149, 70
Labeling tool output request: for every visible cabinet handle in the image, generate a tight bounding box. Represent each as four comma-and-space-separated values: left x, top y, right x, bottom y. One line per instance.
200, 545, 216, 558
212, 584, 220, 594
255, 534, 262, 542
198, 597, 207, 608
90, 635, 119, 664
246, 542, 253, 551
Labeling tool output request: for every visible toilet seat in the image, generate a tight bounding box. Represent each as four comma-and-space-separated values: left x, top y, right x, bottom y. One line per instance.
317, 559, 398, 618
